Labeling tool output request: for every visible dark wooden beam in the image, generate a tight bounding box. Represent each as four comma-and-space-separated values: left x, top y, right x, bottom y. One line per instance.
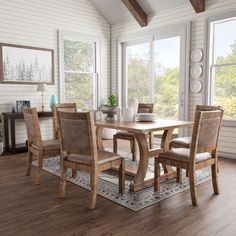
190, 0, 205, 13
121, 0, 147, 27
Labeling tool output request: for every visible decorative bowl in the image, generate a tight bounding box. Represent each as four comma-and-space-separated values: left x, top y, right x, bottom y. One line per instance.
136, 113, 157, 122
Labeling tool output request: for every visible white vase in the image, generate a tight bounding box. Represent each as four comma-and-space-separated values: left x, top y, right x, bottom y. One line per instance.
128, 98, 138, 120
102, 128, 117, 140
123, 107, 134, 122
0, 142, 3, 156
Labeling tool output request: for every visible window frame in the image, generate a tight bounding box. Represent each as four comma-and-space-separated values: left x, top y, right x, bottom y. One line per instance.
58, 30, 101, 110
117, 23, 190, 123
205, 11, 236, 126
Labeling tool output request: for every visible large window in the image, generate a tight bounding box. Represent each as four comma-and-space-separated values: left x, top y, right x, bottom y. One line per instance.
59, 32, 100, 111
208, 16, 236, 120
124, 35, 182, 120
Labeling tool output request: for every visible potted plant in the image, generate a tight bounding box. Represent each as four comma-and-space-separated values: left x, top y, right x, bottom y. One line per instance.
100, 95, 118, 139
0, 114, 4, 155
100, 95, 118, 121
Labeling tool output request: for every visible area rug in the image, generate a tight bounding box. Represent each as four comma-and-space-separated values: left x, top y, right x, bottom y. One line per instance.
32, 149, 211, 211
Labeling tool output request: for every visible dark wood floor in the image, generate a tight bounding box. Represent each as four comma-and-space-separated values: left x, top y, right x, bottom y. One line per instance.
1, 142, 236, 236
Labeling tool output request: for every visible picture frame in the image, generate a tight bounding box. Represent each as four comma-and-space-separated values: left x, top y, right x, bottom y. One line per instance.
0, 43, 54, 84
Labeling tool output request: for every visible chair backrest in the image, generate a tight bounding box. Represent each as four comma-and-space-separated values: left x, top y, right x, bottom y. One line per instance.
54, 103, 77, 138
58, 111, 97, 163
23, 108, 42, 148
196, 105, 221, 112
138, 103, 154, 113
190, 109, 223, 161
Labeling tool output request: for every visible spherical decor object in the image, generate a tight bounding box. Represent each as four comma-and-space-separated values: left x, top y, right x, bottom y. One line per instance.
191, 49, 203, 62
190, 64, 203, 78
190, 79, 202, 93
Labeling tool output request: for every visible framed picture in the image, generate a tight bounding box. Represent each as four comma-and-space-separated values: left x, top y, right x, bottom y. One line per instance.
0, 43, 54, 84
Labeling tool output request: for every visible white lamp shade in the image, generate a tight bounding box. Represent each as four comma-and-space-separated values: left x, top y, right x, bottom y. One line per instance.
37, 83, 47, 92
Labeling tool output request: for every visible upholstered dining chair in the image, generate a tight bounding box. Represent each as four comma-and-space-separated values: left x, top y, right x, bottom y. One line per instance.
53, 103, 78, 178
58, 111, 125, 209
53, 103, 77, 139
170, 105, 222, 177
154, 108, 223, 206
23, 108, 60, 184
170, 105, 222, 149
113, 103, 154, 161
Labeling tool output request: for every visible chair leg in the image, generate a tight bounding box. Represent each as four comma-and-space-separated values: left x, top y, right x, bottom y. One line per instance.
89, 171, 98, 209
59, 164, 67, 198
189, 169, 198, 206
186, 169, 189, 177
154, 157, 160, 192
72, 169, 77, 178
35, 154, 43, 185
26, 151, 33, 176
113, 137, 118, 154
119, 159, 125, 194
177, 168, 182, 184
211, 164, 220, 194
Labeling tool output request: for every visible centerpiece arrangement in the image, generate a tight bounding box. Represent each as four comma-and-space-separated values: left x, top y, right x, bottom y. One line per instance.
100, 95, 118, 121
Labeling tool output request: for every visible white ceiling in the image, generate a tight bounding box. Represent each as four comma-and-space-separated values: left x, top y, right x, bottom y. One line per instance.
89, 0, 190, 25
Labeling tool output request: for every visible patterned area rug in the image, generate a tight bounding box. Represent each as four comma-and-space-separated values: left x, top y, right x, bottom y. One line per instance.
32, 149, 211, 211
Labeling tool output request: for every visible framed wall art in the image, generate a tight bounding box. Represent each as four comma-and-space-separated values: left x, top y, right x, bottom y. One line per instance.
0, 43, 54, 84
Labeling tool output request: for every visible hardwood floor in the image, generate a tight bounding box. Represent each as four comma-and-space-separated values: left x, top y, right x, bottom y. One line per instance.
0, 141, 236, 236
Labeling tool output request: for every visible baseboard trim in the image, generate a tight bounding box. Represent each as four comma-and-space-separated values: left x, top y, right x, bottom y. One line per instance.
218, 151, 236, 160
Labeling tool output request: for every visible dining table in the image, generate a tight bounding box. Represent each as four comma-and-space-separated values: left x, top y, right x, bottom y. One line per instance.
95, 119, 193, 192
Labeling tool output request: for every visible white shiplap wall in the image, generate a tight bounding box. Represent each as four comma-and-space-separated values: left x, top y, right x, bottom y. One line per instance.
111, 0, 236, 158
0, 0, 110, 144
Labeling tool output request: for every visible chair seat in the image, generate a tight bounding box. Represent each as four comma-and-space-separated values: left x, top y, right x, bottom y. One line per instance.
67, 150, 121, 165
171, 137, 191, 148
114, 131, 135, 140
159, 148, 212, 163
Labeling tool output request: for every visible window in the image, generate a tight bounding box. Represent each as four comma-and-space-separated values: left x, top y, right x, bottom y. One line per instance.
208, 15, 236, 120
123, 34, 183, 120
59, 32, 100, 111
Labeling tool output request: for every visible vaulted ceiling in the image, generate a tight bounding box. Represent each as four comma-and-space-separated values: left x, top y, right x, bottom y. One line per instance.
89, 0, 202, 25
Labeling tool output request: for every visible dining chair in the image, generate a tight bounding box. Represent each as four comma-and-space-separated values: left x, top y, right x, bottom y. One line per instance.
113, 103, 154, 161
170, 105, 221, 149
58, 111, 125, 209
170, 105, 222, 177
23, 108, 60, 184
53, 103, 78, 178
53, 103, 77, 139
154, 108, 223, 206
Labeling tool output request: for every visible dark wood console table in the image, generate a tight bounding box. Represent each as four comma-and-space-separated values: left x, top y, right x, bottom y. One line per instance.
3, 111, 53, 154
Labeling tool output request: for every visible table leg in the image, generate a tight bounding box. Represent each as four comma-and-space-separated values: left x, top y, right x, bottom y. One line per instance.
130, 128, 176, 192
161, 128, 174, 173
10, 118, 16, 154
130, 132, 150, 191
4, 116, 9, 153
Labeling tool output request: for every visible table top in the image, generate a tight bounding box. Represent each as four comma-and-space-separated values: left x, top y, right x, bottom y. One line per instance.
2, 111, 53, 118
95, 119, 193, 133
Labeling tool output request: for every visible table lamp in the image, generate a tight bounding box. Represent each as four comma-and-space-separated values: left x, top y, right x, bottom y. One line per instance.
37, 83, 47, 111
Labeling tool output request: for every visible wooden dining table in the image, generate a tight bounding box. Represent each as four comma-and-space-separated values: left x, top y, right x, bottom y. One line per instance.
96, 119, 193, 192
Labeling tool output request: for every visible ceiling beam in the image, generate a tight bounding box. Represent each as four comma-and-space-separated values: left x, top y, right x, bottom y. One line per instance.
189, 0, 205, 13
121, 0, 147, 27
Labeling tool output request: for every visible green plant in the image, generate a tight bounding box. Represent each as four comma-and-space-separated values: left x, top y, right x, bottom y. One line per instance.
107, 95, 117, 107
0, 114, 3, 143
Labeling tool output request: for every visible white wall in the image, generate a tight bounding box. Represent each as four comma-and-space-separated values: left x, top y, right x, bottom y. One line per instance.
111, 0, 236, 158
0, 0, 110, 144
